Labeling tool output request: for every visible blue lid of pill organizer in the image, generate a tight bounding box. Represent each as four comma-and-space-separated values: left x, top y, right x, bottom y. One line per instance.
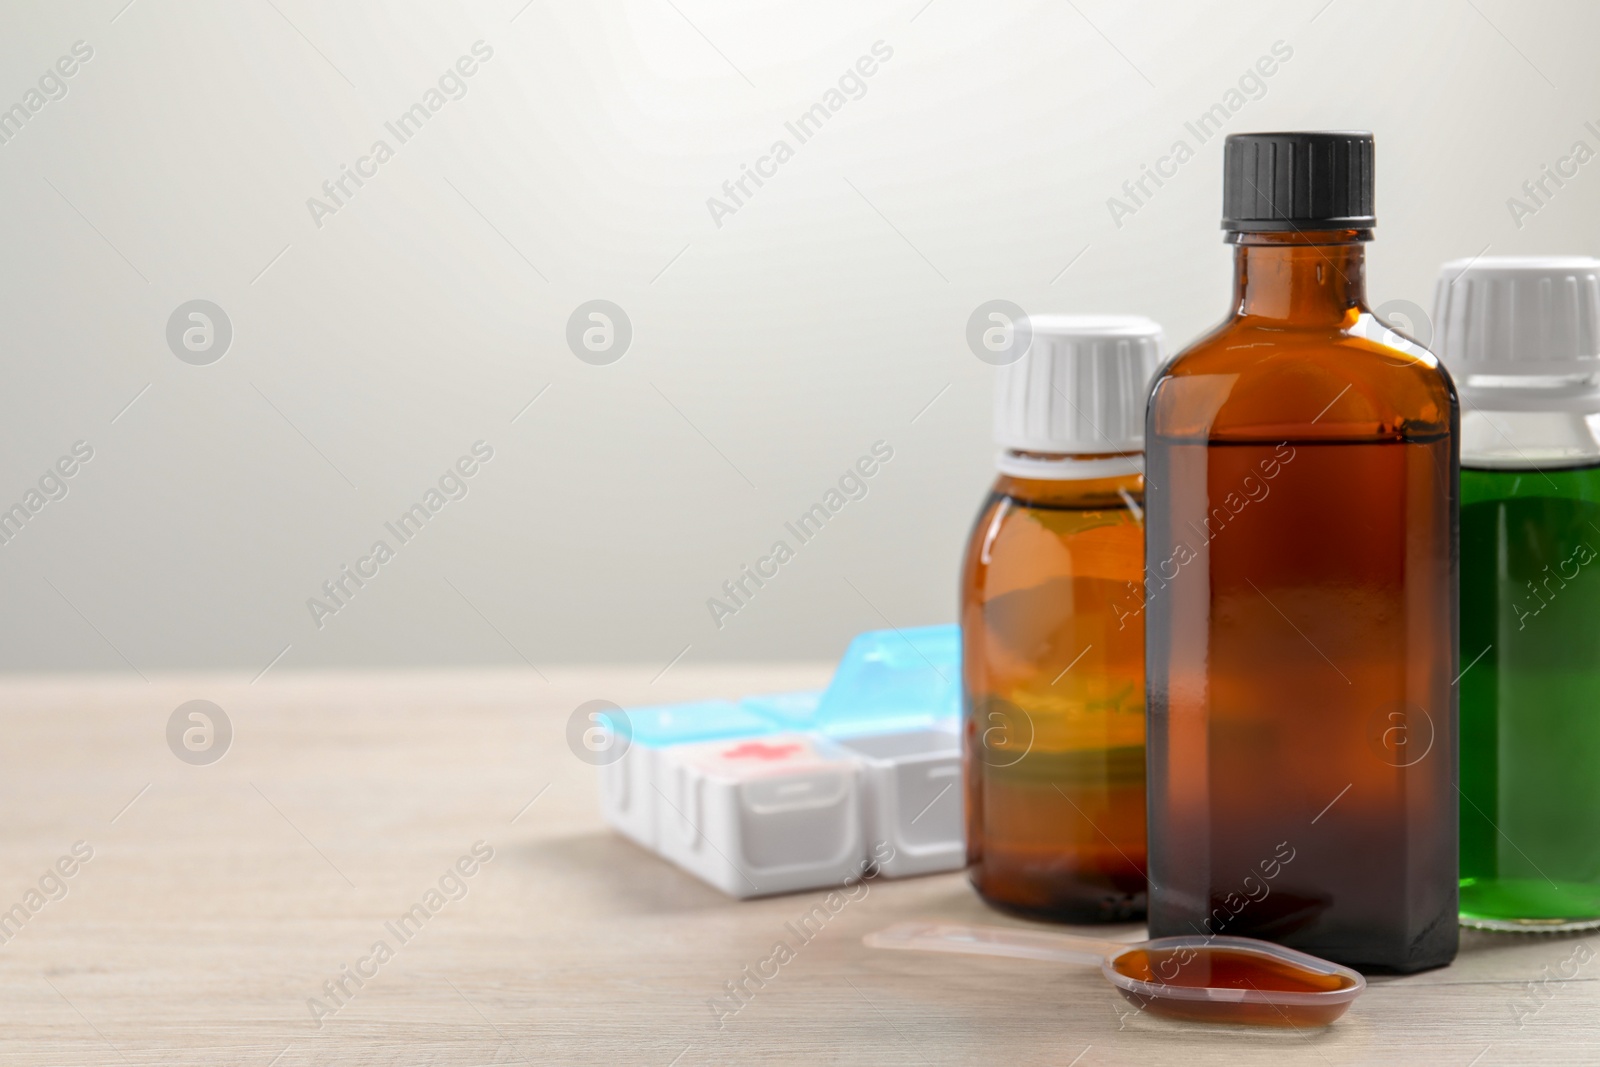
625, 700, 779, 748
740, 691, 824, 728
812, 624, 961, 737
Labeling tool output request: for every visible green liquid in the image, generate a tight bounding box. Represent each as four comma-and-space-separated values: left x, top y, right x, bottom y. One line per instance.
1459, 462, 1600, 929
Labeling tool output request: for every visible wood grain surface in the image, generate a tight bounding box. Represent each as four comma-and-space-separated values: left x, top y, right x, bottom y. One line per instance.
0, 668, 1595, 1066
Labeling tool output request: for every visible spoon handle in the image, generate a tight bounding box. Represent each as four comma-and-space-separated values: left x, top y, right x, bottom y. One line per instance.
864, 922, 1129, 966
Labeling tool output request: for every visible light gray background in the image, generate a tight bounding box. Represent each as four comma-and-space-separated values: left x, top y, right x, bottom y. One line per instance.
0, 0, 1595, 675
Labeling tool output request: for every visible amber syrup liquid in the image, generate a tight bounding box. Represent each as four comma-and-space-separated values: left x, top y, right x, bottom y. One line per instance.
961, 471, 1147, 922
1111, 945, 1358, 1027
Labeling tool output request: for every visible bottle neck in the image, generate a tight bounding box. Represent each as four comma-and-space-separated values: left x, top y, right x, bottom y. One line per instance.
995, 449, 1143, 482
1461, 407, 1600, 469
994, 468, 1144, 512
1230, 230, 1370, 324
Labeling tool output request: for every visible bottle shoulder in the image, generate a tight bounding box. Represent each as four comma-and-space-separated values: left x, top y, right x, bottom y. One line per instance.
1150, 315, 1456, 443
963, 477, 1143, 557
961, 482, 1144, 598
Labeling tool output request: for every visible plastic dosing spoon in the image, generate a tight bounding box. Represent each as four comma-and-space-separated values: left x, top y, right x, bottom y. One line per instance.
864, 922, 1365, 1027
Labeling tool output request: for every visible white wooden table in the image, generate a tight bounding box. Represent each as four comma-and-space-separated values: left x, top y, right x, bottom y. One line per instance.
1, 668, 1594, 1065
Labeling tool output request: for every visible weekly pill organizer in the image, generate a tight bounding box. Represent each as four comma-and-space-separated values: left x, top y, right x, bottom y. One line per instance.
596, 625, 966, 897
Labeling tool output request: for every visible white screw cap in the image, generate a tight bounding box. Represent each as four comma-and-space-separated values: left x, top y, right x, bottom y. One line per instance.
994, 315, 1164, 461
1432, 256, 1600, 377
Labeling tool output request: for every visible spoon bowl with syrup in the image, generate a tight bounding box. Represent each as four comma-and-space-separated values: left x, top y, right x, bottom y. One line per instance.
864, 922, 1364, 1027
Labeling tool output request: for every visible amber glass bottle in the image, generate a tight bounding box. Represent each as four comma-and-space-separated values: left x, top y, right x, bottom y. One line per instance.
963, 315, 1162, 922
1144, 133, 1459, 972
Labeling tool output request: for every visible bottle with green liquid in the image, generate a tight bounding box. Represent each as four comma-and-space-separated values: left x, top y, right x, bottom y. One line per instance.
1436, 256, 1600, 930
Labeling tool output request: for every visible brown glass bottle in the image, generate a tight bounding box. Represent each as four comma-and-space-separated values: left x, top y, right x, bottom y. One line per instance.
1145, 133, 1459, 973
963, 468, 1148, 922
